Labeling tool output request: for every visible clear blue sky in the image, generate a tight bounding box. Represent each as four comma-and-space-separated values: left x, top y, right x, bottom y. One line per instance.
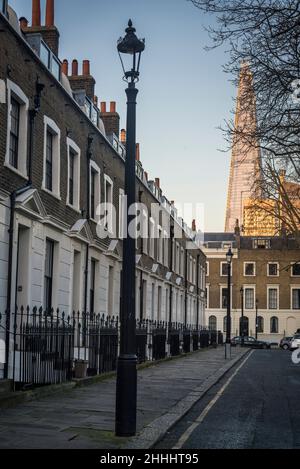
9, 0, 235, 232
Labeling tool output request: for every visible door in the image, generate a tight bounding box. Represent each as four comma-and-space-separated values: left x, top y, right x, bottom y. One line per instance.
16, 225, 31, 309
240, 316, 249, 337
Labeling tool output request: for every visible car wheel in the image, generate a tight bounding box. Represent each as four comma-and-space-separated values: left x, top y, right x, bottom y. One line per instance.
283, 344, 289, 350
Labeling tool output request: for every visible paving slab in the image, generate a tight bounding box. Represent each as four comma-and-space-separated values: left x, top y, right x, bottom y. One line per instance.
0, 346, 248, 449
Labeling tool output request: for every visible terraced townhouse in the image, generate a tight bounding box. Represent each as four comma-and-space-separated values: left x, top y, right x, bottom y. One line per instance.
0, 0, 206, 378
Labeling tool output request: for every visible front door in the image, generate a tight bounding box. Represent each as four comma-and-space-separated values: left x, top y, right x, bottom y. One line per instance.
240, 316, 249, 337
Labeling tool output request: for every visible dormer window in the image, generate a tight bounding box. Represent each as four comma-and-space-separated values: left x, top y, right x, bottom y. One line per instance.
253, 238, 271, 249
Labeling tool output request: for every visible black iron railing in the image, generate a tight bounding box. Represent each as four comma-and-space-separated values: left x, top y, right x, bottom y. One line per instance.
0, 307, 223, 389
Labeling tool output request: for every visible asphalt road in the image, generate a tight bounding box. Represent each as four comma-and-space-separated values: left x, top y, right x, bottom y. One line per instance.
155, 349, 300, 449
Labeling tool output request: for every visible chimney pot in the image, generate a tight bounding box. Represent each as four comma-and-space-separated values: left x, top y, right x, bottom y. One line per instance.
110, 101, 116, 113
62, 59, 68, 76
19, 17, 29, 29
100, 102, 107, 113
136, 143, 140, 162
32, 0, 41, 27
120, 129, 126, 144
155, 178, 160, 189
83, 60, 90, 76
45, 0, 55, 27
72, 59, 78, 76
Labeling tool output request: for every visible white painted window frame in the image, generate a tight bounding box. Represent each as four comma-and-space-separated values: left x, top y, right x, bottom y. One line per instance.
149, 218, 155, 259
42, 115, 61, 199
244, 261, 256, 277
66, 137, 81, 212
291, 286, 300, 310
267, 285, 279, 310
267, 262, 279, 277
5, 79, 29, 179
89, 160, 101, 222
244, 285, 256, 310
220, 284, 233, 310
104, 174, 114, 235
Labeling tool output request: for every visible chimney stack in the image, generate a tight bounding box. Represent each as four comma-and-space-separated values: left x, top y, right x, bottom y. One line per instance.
26, 0, 60, 56
45, 0, 54, 27
136, 143, 140, 162
100, 101, 120, 138
62, 59, 68, 76
155, 178, 160, 189
120, 129, 126, 144
32, 0, 41, 26
68, 60, 96, 99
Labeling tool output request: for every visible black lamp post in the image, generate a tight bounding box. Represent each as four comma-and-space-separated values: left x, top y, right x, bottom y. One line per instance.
240, 287, 244, 347
255, 299, 259, 340
115, 20, 145, 438
225, 248, 233, 359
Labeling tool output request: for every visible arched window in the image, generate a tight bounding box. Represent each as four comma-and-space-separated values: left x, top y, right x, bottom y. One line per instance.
209, 315, 217, 331
257, 316, 264, 333
270, 316, 278, 334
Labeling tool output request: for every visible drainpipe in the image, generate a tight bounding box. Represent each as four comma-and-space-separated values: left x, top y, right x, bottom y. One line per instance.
4, 79, 44, 379
168, 224, 174, 325
184, 248, 188, 326
196, 254, 200, 329
83, 135, 93, 317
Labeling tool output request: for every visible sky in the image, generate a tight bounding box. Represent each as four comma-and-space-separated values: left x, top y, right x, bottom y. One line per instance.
9, 0, 236, 232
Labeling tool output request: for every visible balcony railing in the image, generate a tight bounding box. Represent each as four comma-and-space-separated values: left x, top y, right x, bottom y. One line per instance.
26, 34, 61, 82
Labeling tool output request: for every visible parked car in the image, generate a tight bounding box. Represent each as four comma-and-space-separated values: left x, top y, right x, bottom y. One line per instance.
290, 334, 300, 350
231, 336, 271, 349
280, 337, 293, 350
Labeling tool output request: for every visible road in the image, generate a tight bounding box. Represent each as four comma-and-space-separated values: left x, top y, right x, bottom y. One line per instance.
156, 349, 300, 449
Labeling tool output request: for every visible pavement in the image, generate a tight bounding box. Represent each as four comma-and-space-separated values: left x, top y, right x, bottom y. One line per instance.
156, 348, 300, 449
0, 346, 248, 449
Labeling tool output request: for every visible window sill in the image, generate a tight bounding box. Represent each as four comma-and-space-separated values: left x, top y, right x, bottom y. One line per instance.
42, 187, 61, 201
4, 161, 28, 180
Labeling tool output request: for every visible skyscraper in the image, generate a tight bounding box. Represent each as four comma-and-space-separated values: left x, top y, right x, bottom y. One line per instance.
225, 63, 262, 232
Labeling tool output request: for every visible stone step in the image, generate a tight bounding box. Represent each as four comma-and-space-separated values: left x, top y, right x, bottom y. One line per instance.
0, 380, 13, 394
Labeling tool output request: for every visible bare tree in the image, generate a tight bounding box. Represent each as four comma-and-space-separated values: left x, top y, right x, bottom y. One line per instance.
190, 0, 300, 238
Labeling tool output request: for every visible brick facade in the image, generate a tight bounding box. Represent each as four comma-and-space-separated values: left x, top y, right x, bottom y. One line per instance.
0, 4, 206, 376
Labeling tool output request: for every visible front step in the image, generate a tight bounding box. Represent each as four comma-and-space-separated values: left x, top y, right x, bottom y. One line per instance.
0, 380, 13, 394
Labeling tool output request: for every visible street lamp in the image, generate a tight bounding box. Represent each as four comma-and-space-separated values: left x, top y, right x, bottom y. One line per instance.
225, 248, 233, 359
255, 299, 259, 340
240, 287, 244, 347
115, 20, 145, 438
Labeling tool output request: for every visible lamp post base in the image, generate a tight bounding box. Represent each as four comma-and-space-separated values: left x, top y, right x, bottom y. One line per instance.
115, 355, 137, 437
225, 343, 231, 360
